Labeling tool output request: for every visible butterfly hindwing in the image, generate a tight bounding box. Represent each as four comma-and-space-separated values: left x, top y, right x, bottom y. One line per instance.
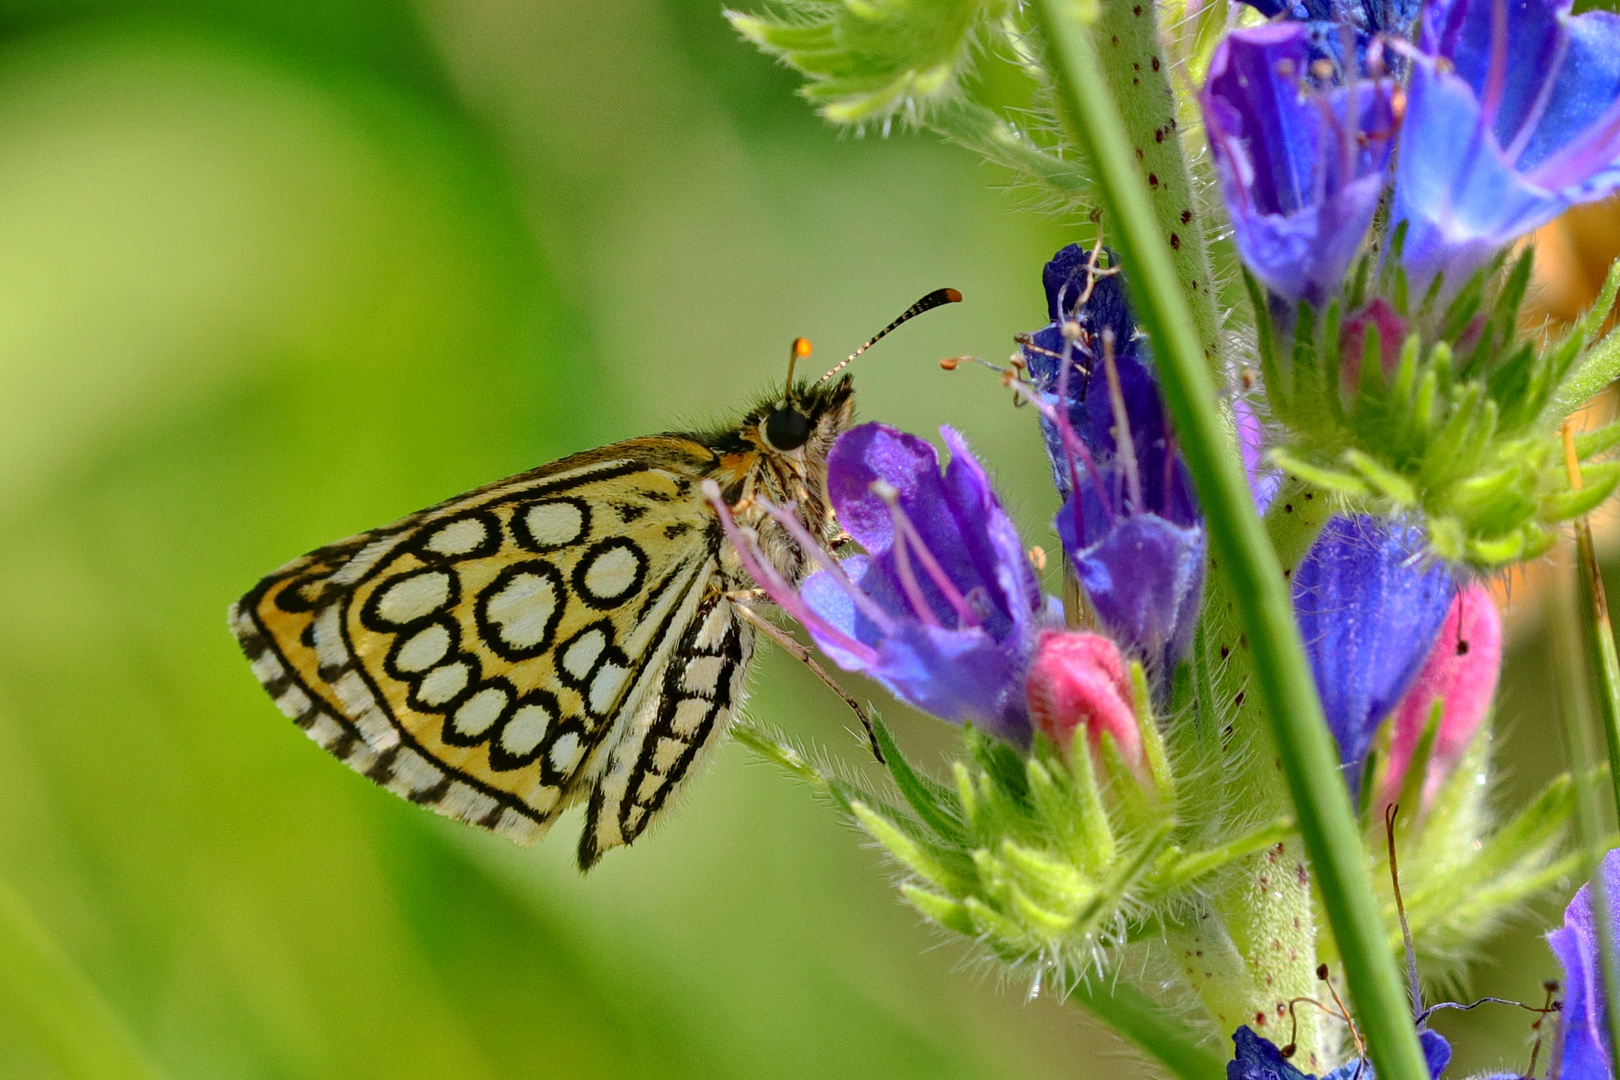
580, 591, 753, 867
230, 439, 734, 851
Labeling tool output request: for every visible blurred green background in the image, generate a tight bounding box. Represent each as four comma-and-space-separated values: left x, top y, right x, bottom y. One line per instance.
0, 1, 1595, 1077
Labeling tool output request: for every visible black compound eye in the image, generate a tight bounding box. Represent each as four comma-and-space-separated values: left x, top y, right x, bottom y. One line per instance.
763, 407, 812, 452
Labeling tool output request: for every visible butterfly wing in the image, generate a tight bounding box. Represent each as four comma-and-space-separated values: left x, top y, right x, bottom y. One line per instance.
230, 438, 752, 862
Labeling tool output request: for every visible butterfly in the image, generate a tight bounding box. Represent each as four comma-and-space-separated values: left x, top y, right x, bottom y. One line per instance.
229, 288, 960, 869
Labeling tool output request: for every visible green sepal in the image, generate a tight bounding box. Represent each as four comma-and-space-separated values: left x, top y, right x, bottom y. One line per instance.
871, 711, 967, 843
1545, 462, 1620, 522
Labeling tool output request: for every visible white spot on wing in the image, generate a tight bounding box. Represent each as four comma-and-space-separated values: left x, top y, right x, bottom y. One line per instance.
561, 629, 607, 682
486, 572, 557, 649
670, 699, 710, 737
581, 544, 642, 602
424, 518, 487, 556
452, 685, 508, 738
680, 656, 726, 697
549, 731, 584, 774
523, 502, 585, 548
501, 704, 552, 758
418, 661, 471, 706
394, 624, 451, 673
375, 572, 452, 626
589, 663, 631, 716
653, 737, 685, 772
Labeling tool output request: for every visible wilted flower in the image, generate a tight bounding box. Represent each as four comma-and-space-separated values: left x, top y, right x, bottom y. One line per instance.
1291, 516, 1457, 795
1376, 584, 1501, 815
710, 422, 1050, 744
1026, 630, 1140, 767
1229, 1024, 1451, 1080
1549, 847, 1620, 1080
1201, 23, 1398, 307
1023, 245, 1207, 677
1394, 0, 1620, 294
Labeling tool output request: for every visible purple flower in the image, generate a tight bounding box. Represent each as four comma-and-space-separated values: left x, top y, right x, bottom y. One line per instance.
709, 422, 1050, 744
1201, 23, 1398, 306
1055, 468, 1206, 680
1235, 0, 1419, 79
1237, 393, 1281, 516
1022, 245, 1206, 677
1023, 244, 1161, 501
1229, 1025, 1451, 1080
1394, 0, 1620, 294
1549, 847, 1620, 1080
1291, 516, 1456, 794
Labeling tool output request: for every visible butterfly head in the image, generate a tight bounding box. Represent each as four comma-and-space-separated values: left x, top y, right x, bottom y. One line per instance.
752, 375, 855, 459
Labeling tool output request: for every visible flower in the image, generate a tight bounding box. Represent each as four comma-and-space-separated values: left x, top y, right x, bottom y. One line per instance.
1550, 848, 1620, 1080
708, 422, 1050, 744
1201, 23, 1398, 306
1375, 584, 1501, 815
1233, 0, 1419, 77
1393, 0, 1620, 294
1022, 245, 1207, 677
1229, 1024, 1451, 1080
1022, 244, 1162, 502
1339, 298, 1407, 395
1291, 516, 1457, 795
1026, 631, 1140, 766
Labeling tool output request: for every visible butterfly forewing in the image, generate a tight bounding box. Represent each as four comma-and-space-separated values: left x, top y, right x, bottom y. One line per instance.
231, 439, 737, 854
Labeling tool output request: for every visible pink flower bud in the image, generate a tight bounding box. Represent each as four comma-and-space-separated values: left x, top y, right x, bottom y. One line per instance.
1026, 631, 1140, 767
1341, 298, 1407, 396
1377, 584, 1502, 814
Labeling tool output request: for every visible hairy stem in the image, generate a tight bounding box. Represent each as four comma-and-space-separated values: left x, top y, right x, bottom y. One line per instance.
1091, 0, 1222, 373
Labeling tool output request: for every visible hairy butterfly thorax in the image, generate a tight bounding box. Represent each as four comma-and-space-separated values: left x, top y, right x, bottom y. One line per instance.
229, 289, 957, 869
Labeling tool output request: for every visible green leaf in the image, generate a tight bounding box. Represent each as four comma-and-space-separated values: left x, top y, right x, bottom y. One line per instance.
726, 0, 995, 125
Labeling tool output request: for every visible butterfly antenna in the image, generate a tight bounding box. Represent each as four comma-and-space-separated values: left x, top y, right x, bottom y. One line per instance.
817, 287, 963, 384
784, 337, 812, 407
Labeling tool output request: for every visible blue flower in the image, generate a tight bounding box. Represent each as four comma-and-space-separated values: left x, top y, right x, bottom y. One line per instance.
1022, 244, 1160, 501
1236, 0, 1419, 78
1290, 516, 1456, 795
1201, 23, 1398, 306
1229, 1025, 1451, 1080
1394, 0, 1620, 294
1022, 245, 1207, 677
710, 422, 1051, 744
1548, 847, 1620, 1080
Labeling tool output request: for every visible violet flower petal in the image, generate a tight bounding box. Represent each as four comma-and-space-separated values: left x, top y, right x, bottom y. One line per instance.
1202, 23, 1397, 306
1396, 0, 1620, 291
1058, 501, 1207, 673
1291, 516, 1455, 793
1230, 1026, 1451, 1080
1550, 848, 1620, 1080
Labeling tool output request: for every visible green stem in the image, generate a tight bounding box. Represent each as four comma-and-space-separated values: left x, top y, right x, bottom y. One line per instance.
1028, 7, 1429, 1080
1065, 976, 1228, 1080
0, 877, 164, 1080
1090, 0, 1222, 374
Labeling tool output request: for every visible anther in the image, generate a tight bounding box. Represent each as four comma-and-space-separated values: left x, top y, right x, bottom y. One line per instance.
939, 356, 962, 370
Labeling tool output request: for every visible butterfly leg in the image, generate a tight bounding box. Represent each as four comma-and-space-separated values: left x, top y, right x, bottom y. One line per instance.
726, 595, 884, 765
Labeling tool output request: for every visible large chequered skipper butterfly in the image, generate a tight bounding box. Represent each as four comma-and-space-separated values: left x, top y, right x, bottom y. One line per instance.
230, 289, 959, 868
